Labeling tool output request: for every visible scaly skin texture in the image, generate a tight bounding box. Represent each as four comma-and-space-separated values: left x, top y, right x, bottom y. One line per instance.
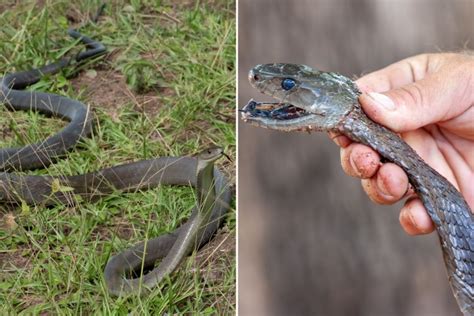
241, 63, 474, 314
0, 30, 105, 171
0, 20, 231, 297
103, 148, 231, 296
0, 153, 231, 297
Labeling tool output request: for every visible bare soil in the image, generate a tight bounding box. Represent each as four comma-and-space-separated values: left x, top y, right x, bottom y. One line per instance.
71, 67, 172, 119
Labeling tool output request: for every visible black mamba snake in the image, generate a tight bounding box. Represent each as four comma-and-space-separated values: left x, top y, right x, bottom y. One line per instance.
1, 14, 231, 296
241, 63, 473, 315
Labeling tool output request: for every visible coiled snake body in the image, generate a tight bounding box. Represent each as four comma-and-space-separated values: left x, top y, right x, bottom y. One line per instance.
241, 63, 473, 315
1, 26, 231, 296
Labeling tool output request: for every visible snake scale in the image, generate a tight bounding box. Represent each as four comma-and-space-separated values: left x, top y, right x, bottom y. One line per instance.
1, 14, 231, 296
241, 63, 473, 315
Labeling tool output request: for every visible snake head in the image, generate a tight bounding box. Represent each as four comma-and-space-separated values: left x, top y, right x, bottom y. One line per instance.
241, 63, 360, 132
196, 146, 231, 166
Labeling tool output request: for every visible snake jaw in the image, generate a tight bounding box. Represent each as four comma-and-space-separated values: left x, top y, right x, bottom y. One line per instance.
240, 99, 309, 120
240, 99, 326, 132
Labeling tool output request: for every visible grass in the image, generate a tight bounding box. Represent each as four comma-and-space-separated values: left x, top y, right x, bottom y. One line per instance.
0, 0, 235, 314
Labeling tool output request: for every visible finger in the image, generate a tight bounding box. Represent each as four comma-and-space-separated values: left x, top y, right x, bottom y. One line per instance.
358, 57, 473, 133
356, 54, 431, 93
340, 143, 380, 178
328, 131, 352, 148
402, 128, 459, 190
425, 126, 474, 207
361, 163, 409, 205
399, 198, 435, 235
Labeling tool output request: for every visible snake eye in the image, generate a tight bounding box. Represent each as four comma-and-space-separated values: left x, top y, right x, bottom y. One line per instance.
281, 78, 296, 91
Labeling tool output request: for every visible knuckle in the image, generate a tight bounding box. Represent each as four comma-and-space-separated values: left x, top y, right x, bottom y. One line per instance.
399, 83, 425, 108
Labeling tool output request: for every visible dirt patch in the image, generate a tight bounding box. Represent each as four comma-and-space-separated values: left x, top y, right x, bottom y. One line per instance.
193, 228, 236, 312
16, 294, 45, 311
71, 68, 172, 119
111, 218, 135, 240
91, 214, 136, 242
0, 244, 33, 272
194, 228, 235, 283
0, 1, 17, 13
1, 124, 14, 140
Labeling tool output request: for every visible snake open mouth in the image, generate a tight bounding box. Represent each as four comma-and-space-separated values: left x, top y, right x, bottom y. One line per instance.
240, 99, 309, 121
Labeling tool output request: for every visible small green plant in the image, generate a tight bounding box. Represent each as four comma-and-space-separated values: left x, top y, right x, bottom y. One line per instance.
0, 1, 235, 314
119, 57, 163, 93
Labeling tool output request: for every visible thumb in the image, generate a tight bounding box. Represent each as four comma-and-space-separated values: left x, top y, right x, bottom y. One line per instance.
358, 68, 471, 133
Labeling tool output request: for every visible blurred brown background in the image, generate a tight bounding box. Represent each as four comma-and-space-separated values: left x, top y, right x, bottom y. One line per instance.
238, 1, 473, 315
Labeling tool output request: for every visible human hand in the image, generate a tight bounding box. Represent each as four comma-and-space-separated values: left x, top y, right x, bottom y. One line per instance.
330, 53, 474, 235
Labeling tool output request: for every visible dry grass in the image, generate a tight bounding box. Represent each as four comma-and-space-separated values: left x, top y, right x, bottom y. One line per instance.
0, 0, 235, 314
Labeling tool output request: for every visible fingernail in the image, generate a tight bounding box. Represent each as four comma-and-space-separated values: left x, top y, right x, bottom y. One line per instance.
400, 208, 417, 235
376, 175, 390, 196
407, 207, 424, 233
349, 154, 362, 177
367, 92, 396, 111
332, 136, 341, 146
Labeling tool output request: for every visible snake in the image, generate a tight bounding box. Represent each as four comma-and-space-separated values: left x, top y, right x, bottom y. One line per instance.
0, 28, 105, 171
240, 63, 473, 315
0, 13, 231, 296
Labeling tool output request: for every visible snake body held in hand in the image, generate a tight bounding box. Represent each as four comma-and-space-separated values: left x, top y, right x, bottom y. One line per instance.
1, 23, 231, 296
241, 63, 473, 314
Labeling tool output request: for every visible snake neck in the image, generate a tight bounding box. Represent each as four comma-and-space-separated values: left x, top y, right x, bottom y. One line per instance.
196, 160, 217, 213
